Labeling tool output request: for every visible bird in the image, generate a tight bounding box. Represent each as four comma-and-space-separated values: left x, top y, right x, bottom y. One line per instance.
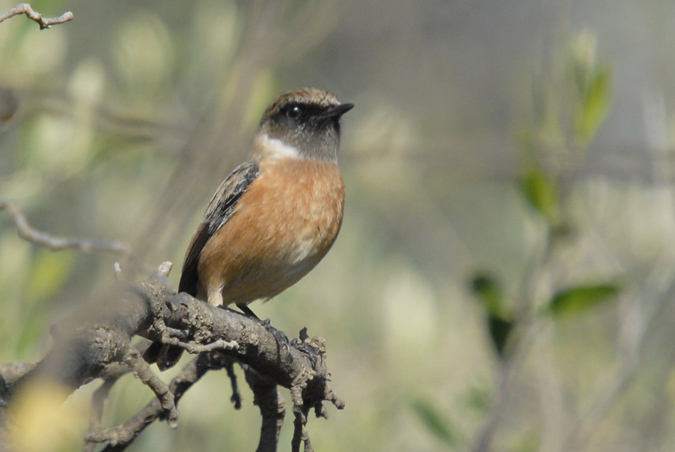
144, 87, 353, 370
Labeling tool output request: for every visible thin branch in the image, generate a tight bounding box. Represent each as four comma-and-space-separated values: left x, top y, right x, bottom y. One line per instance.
0, 3, 73, 29
0, 199, 144, 267
84, 364, 128, 452
243, 365, 286, 452
87, 352, 232, 452
472, 226, 558, 452
562, 269, 675, 450
160, 337, 239, 355
292, 407, 312, 452
287, 332, 344, 452
123, 348, 178, 426
224, 358, 243, 410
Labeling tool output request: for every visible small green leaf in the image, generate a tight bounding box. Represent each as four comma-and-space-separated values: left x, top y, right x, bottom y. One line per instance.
569, 34, 597, 97
520, 167, 559, 224
470, 273, 514, 357
488, 315, 513, 358
574, 67, 612, 145
412, 400, 460, 448
470, 273, 504, 319
549, 283, 619, 315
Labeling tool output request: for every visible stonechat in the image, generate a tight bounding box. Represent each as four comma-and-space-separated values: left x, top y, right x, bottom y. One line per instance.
145, 88, 353, 370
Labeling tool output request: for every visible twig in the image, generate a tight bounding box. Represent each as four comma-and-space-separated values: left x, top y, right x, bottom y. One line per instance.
0, 3, 73, 29
86, 353, 223, 451
292, 407, 312, 452
286, 332, 342, 452
472, 228, 558, 452
0, 199, 143, 266
83, 365, 127, 452
562, 265, 675, 450
123, 348, 178, 426
223, 357, 243, 409
243, 365, 286, 452
161, 337, 239, 355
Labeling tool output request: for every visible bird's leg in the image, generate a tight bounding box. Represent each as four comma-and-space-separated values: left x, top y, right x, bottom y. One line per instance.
236, 303, 260, 319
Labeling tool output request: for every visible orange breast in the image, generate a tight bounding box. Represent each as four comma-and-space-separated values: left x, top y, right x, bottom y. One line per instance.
198, 158, 345, 306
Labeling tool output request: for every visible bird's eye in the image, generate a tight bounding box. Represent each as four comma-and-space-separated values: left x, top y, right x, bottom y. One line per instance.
286, 105, 302, 120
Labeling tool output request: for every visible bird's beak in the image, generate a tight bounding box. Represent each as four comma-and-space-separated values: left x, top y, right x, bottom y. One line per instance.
319, 103, 354, 119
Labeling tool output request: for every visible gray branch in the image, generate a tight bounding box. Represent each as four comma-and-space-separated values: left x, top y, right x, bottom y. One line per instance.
0, 264, 343, 451
0, 199, 138, 261
0, 3, 73, 29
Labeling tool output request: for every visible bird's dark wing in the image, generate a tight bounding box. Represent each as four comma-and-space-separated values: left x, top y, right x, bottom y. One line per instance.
178, 160, 260, 296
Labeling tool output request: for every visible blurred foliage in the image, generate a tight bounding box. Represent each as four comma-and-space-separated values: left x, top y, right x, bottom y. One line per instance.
8, 378, 88, 452
470, 273, 514, 358
470, 273, 505, 320
569, 33, 613, 147
548, 283, 619, 316
2, 1, 675, 452
520, 167, 560, 228
412, 399, 462, 449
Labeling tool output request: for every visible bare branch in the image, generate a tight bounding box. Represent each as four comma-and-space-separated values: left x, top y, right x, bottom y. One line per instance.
0, 199, 144, 266
292, 407, 313, 452
87, 352, 230, 452
0, 3, 73, 29
161, 337, 239, 355
243, 365, 286, 452
123, 348, 178, 426
224, 358, 243, 410
83, 365, 128, 452
0, 265, 343, 450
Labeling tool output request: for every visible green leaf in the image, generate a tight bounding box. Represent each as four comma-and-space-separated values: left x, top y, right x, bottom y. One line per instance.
574, 67, 612, 145
520, 167, 559, 225
470, 272, 504, 319
488, 315, 513, 358
549, 283, 619, 315
411, 400, 460, 448
470, 273, 513, 357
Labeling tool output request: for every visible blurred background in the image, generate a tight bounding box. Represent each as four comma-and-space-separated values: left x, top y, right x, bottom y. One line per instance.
2, 0, 675, 451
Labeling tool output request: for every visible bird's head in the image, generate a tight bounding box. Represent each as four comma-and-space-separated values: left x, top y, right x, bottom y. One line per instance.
256, 88, 354, 162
